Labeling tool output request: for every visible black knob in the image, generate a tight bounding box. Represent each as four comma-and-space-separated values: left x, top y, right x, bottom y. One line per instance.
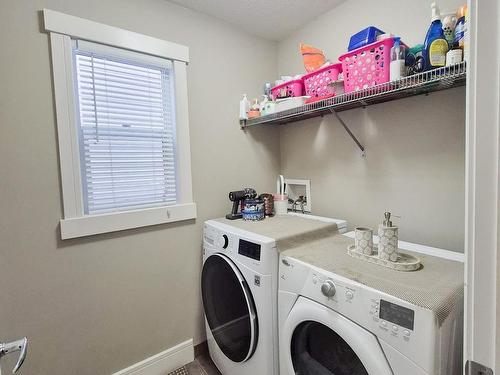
222, 235, 229, 249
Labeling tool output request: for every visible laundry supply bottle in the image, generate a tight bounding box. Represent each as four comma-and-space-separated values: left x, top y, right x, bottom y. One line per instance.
423, 2, 449, 70
453, 5, 468, 60
259, 95, 269, 116
405, 44, 425, 75
463, 5, 469, 62
442, 12, 457, 48
239, 94, 250, 120
390, 37, 406, 81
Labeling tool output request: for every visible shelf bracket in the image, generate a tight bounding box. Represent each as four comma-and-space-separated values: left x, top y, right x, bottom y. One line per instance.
329, 109, 366, 157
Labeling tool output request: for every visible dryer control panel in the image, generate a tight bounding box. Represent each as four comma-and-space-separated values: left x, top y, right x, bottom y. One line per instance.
379, 299, 414, 331
304, 269, 433, 343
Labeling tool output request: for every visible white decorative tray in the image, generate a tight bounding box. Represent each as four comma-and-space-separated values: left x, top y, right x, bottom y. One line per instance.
347, 245, 421, 272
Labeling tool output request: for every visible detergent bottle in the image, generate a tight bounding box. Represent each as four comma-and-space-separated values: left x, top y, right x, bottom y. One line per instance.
423, 2, 449, 70
454, 4, 468, 61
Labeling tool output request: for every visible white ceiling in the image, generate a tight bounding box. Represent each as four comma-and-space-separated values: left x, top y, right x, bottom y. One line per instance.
168, 0, 345, 41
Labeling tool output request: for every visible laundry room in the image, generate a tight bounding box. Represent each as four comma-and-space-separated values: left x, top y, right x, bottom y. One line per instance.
0, 0, 498, 374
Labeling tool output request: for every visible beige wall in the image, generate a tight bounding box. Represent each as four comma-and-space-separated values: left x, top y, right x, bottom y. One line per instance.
278, 0, 466, 252
0, 1, 279, 374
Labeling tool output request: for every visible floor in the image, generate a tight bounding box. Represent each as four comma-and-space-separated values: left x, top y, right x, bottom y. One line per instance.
168, 345, 221, 375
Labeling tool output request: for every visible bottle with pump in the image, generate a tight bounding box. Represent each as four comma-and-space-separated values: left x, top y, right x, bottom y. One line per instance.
378, 212, 399, 262
390, 37, 406, 81
423, 2, 449, 70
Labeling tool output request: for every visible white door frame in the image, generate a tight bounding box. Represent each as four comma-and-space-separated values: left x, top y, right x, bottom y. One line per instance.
464, 0, 500, 373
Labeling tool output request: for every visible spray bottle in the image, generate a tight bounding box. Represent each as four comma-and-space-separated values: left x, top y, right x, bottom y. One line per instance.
423, 2, 449, 70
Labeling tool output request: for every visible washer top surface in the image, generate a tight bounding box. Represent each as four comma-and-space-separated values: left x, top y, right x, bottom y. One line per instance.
281, 234, 464, 324
209, 213, 343, 249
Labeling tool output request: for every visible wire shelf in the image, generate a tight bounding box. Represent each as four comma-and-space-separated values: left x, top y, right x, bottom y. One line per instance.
240, 62, 466, 128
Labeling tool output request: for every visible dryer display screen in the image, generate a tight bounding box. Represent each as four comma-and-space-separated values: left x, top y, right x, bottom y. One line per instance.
238, 239, 261, 261
379, 300, 414, 330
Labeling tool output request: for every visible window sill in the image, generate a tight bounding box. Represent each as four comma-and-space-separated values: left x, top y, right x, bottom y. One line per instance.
60, 203, 197, 240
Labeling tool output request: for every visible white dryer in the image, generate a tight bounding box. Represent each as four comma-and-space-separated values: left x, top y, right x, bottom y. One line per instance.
201, 214, 347, 375
279, 234, 464, 375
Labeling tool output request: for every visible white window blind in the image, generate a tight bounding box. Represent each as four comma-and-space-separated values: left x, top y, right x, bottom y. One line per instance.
73, 41, 177, 215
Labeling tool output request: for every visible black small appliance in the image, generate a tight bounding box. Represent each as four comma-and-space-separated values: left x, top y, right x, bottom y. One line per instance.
226, 188, 257, 220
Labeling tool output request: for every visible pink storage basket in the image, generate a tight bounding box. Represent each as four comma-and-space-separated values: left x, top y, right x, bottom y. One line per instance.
271, 79, 304, 100
302, 63, 343, 100
339, 38, 396, 93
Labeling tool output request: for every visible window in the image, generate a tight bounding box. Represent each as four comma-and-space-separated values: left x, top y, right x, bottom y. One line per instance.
74, 41, 177, 214
44, 9, 196, 239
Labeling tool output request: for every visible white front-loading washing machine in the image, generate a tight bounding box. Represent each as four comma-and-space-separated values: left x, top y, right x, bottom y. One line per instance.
279, 234, 464, 375
201, 214, 347, 375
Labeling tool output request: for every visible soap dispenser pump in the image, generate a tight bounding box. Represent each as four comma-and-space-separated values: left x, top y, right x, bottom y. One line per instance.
382, 212, 393, 227
378, 212, 399, 262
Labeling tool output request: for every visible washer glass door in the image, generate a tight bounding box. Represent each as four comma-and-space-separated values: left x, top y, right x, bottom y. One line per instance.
201, 253, 258, 363
291, 321, 368, 375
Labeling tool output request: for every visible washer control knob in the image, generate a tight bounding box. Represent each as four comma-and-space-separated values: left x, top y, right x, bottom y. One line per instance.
222, 234, 229, 249
321, 280, 336, 298
345, 290, 354, 300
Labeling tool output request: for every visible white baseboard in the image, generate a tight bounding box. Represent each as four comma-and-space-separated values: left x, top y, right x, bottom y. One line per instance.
112, 339, 194, 375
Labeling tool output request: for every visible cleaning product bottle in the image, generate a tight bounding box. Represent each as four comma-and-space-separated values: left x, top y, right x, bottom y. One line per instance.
454, 5, 467, 58
423, 2, 449, 70
239, 94, 250, 120
463, 5, 469, 62
446, 47, 463, 66
390, 37, 406, 81
405, 44, 425, 75
259, 95, 269, 116
442, 12, 457, 48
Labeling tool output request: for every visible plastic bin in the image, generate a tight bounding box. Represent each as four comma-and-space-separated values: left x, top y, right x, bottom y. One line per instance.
275, 96, 308, 112
340, 38, 397, 93
270, 79, 304, 100
348, 26, 384, 51
302, 63, 343, 101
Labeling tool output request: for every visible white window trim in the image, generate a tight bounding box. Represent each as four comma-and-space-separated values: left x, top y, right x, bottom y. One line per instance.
43, 9, 189, 63
44, 9, 196, 240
